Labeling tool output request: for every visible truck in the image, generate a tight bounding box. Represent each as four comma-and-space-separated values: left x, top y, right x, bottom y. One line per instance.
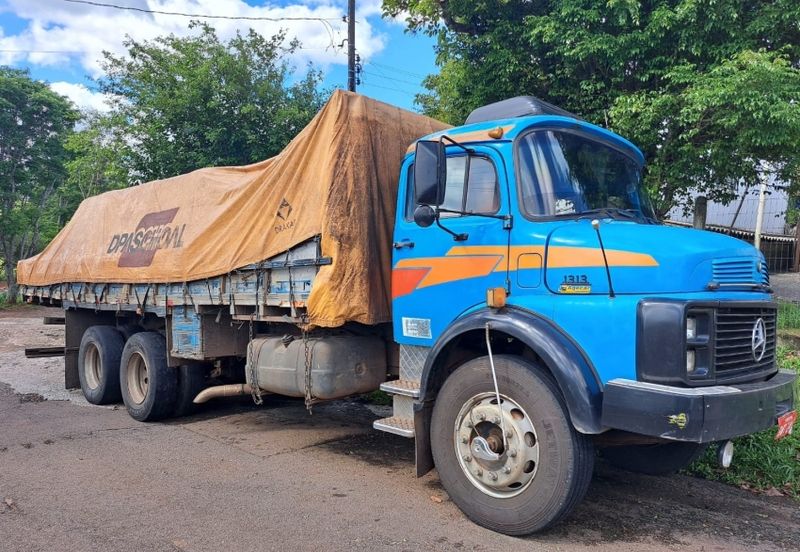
19, 90, 797, 536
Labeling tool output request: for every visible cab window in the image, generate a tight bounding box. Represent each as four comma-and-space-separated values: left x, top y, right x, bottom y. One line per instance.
406, 155, 499, 219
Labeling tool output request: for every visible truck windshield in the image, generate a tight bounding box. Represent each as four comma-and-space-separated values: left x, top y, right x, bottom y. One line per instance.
517, 130, 656, 221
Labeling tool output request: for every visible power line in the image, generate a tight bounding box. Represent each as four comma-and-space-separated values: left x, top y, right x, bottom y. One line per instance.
367, 61, 427, 80
359, 81, 418, 97
61, 0, 342, 50
0, 44, 344, 55
362, 70, 423, 88
61, 0, 341, 22
0, 49, 86, 54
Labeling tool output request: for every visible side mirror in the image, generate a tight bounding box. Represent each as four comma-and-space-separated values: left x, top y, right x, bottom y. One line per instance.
413, 140, 446, 206
413, 205, 436, 228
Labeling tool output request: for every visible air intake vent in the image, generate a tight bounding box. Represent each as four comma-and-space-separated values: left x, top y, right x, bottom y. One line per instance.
760, 259, 770, 287
711, 258, 760, 287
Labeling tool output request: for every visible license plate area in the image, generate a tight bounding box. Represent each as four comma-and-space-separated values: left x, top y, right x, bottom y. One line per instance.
776, 410, 797, 441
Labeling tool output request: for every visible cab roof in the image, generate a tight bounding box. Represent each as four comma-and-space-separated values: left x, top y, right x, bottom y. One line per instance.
412, 96, 645, 166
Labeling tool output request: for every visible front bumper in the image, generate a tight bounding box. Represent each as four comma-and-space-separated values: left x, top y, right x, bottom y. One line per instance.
601, 370, 796, 443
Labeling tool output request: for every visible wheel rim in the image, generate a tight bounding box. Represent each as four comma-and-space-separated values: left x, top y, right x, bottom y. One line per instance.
84, 343, 102, 390
126, 352, 149, 405
454, 392, 540, 499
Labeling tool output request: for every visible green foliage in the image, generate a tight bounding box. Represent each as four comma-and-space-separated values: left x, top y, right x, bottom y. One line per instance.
0, 67, 79, 301
384, 0, 800, 216
687, 347, 800, 498
365, 389, 393, 406
99, 22, 327, 181
44, 112, 132, 244
778, 301, 800, 330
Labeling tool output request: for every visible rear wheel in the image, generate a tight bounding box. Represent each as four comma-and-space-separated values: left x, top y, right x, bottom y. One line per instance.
120, 332, 177, 422
78, 326, 124, 405
601, 442, 707, 475
173, 364, 210, 417
431, 355, 594, 536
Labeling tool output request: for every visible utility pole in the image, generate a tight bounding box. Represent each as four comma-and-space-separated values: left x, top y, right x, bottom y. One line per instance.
347, 0, 356, 92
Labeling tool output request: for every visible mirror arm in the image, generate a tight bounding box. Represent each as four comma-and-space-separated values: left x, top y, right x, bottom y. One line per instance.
436, 208, 512, 224
434, 209, 469, 241
440, 135, 474, 154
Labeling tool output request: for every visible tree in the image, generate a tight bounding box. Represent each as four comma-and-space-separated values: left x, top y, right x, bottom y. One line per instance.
384, 0, 800, 216
0, 67, 78, 302
45, 112, 131, 244
99, 22, 327, 181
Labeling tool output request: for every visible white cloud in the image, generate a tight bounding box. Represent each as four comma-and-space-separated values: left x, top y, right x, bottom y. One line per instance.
0, 1, 387, 77
49, 81, 112, 112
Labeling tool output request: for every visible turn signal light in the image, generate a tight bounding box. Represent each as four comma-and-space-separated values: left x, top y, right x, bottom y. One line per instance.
486, 287, 507, 308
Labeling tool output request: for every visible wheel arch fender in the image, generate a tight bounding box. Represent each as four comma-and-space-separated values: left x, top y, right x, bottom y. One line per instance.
413, 306, 603, 476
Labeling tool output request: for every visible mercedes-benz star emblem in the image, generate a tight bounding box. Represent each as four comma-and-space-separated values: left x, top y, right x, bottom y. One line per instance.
751, 318, 767, 362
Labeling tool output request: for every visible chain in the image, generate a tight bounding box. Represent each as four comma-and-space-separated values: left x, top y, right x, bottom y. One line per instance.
248, 315, 263, 405
303, 327, 314, 413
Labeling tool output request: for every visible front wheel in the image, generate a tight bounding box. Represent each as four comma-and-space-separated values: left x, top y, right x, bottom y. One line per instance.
430, 355, 594, 536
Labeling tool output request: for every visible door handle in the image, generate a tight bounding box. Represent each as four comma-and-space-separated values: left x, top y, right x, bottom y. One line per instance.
393, 240, 415, 249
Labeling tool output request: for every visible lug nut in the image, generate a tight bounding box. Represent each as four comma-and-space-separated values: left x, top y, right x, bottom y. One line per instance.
478, 413, 486, 421
503, 466, 511, 474
505, 430, 513, 438
475, 469, 483, 477
461, 436, 469, 444
509, 449, 517, 458
466, 421, 473, 428
462, 455, 472, 463
489, 472, 498, 481
492, 416, 500, 424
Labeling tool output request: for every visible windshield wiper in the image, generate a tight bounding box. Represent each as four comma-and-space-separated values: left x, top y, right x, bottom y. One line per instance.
576, 208, 641, 221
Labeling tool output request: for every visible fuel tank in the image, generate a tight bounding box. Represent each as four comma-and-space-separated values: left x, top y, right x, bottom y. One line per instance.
247, 335, 387, 400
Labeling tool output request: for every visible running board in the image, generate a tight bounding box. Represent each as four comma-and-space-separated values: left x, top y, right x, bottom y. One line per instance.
380, 379, 420, 398
373, 416, 414, 438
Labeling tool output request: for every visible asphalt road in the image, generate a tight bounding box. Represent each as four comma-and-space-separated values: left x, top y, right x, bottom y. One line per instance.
1, 309, 799, 551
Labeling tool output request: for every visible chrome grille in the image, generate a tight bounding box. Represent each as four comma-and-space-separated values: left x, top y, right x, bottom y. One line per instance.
714, 306, 776, 381
712, 258, 759, 286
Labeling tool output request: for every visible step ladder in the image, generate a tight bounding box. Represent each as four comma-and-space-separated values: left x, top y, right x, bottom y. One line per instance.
373, 345, 427, 438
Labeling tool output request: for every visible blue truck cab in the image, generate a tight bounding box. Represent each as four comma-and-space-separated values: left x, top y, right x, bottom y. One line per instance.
377, 96, 796, 534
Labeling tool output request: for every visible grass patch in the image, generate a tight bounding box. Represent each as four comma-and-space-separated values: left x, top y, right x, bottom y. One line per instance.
686, 346, 800, 498
778, 301, 800, 330
365, 389, 392, 406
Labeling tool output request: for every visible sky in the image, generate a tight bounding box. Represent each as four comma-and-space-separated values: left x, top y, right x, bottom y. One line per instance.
0, 0, 438, 112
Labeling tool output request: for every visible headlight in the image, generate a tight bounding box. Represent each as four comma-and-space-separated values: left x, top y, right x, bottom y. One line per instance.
686, 316, 697, 340
686, 350, 696, 374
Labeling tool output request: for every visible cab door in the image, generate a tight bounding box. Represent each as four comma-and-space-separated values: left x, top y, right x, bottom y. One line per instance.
392, 146, 510, 347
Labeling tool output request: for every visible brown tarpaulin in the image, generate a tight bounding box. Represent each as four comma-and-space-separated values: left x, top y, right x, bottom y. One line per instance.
17, 90, 449, 327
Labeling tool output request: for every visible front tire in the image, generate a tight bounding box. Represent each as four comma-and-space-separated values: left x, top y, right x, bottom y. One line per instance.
78, 326, 124, 405
430, 355, 594, 536
120, 332, 177, 422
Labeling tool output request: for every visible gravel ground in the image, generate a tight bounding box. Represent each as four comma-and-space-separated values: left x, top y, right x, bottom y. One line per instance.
1, 309, 799, 551
770, 273, 800, 302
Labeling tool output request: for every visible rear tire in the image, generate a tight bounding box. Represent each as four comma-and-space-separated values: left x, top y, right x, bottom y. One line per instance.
430, 355, 594, 536
601, 442, 707, 475
120, 332, 177, 422
78, 326, 124, 405
173, 364, 210, 418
